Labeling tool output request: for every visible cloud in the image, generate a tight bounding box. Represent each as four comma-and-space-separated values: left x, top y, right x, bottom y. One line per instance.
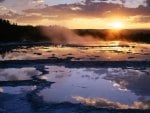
23, 1, 150, 20
0, 87, 3, 92
32, 0, 44, 3
0, 68, 41, 81
0, 0, 149, 27
104, 68, 150, 96
0, 6, 16, 15
73, 96, 150, 109
146, 0, 150, 7
73, 96, 129, 109
0, 0, 5, 2
131, 15, 150, 23
22, 3, 117, 20
0, 5, 20, 22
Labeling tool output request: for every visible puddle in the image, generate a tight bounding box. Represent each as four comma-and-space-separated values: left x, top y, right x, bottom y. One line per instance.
0, 66, 149, 109
37, 66, 150, 109
0, 42, 150, 111
0, 41, 150, 61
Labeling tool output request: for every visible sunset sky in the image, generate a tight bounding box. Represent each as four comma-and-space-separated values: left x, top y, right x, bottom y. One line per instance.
0, 0, 150, 29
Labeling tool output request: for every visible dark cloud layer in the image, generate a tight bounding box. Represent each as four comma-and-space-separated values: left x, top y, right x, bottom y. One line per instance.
146, 0, 150, 7
23, 1, 150, 20
0, 0, 150, 27
0, 0, 5, 2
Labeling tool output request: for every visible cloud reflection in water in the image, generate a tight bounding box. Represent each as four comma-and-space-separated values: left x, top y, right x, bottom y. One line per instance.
0, 68, 41, 81
37, 66, 150, 109
73, 96, 150, 109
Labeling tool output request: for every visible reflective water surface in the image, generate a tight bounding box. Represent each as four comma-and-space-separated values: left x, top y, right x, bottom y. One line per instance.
0, 66, 150, 109
37, 66, 150, 109
0, 41, 150, 61
0, 42, 150, 112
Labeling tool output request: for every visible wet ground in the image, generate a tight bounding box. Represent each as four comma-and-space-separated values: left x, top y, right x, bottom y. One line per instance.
0, 41, 150, 113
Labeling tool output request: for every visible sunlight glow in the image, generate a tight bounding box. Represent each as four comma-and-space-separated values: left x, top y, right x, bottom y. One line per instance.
110, 21, 124, 29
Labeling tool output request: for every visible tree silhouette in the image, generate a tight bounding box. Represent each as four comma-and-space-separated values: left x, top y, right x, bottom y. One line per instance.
0, 18, 49, 42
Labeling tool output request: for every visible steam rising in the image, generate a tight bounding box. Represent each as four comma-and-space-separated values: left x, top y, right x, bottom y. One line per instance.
40, 26, 150, 45
40, 26, 101, 45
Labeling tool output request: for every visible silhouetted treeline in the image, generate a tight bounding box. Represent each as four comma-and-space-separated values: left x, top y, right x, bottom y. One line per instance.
0, 18, 150, 43
0, 19, 49, 42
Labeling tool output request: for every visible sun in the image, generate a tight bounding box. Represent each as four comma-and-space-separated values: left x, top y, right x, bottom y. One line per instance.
110, 21, 124, 29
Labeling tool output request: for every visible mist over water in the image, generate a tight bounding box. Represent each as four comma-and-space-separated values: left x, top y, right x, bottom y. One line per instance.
40, 26, 102, 45
40, 26, 150, 45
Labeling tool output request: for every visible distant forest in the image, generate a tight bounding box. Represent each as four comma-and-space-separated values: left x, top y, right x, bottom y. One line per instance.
0, 18, 150, 43
0, 19, 49, 42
